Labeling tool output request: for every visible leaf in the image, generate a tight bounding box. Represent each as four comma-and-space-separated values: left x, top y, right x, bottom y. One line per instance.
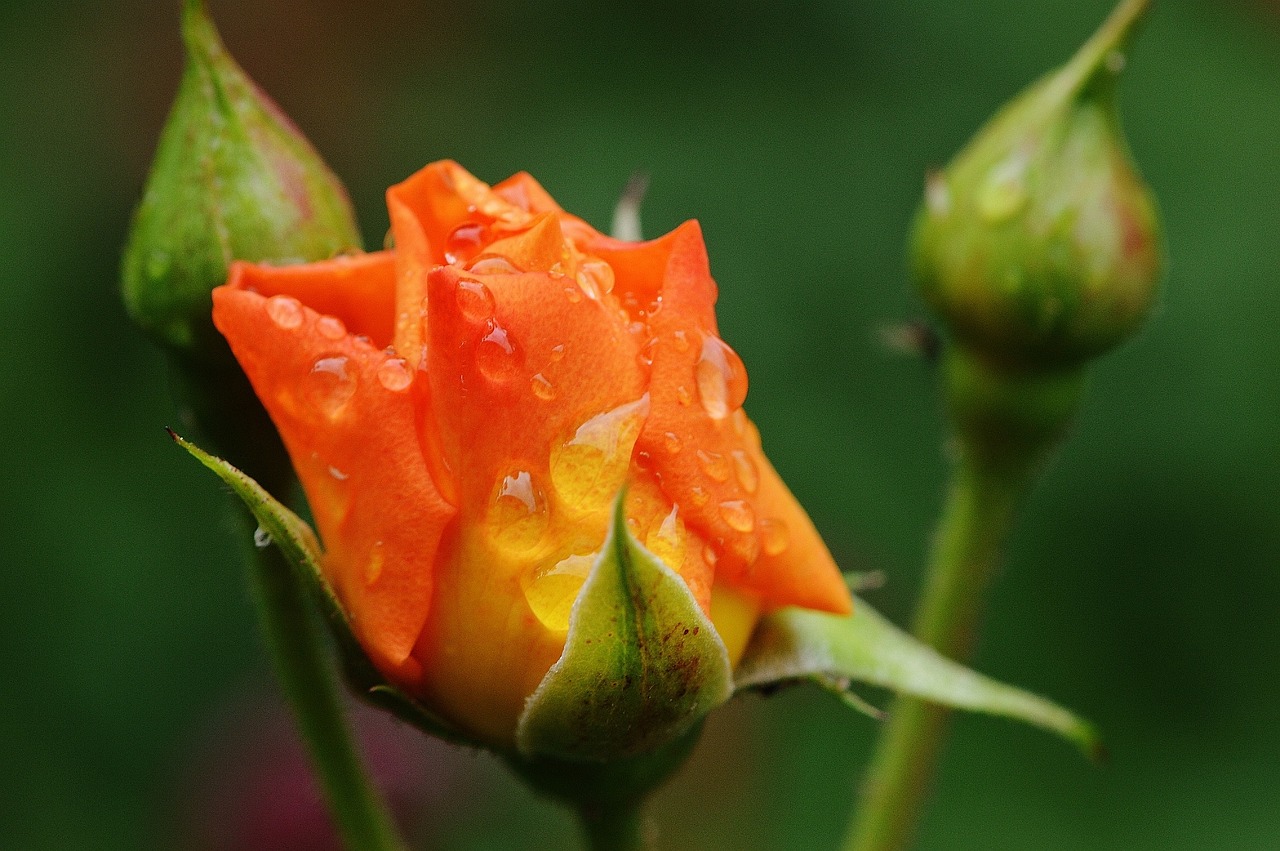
516, 489, 733, 761
734, 597, 1102, 758
169, 429, 470, 745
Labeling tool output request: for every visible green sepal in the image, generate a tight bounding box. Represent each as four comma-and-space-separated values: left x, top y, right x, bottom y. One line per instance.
516, 489, 733, 761
734, 596, 1102, 759
169, 430, 470, 746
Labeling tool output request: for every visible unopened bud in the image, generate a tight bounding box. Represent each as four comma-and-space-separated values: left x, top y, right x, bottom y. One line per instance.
912, 0, 1162, 369
122, 0, 360, 360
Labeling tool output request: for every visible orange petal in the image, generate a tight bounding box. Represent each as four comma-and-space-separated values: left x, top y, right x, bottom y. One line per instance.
423, 264, 647, 519
493, 171, 563, 215
628, 223, 851, 615
227, 253, 397, 350
213, 277, 457, 673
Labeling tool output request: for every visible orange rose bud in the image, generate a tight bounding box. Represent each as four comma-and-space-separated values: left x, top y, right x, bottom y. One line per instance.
212, 161, 851, 748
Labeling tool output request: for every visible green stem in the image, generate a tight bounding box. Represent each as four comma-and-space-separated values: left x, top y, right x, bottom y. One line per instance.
845, 346, 1085, 851
844, 453, 1030, 851
576, 799, 649, 851
239, 511, 407, 851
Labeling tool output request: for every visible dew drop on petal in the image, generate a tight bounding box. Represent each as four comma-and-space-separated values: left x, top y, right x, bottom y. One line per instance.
549, 396, 649, 511
266, 295, 303, 329
695, 336, 748, 420
488, 471, 549, 552
663, 432, 683, 454
549, 344, 566, 363
253, 526, 272, 549
328, 465, 348, 481
697, 449, 731, 482
644, 505, 686, 569
729, 532, 760, 566
576, 259, 615, 300
522, 553, 594, 632
759, 518, 790, 556
377, 358, 413, 392
672, 330, 690, 353
476, 322, 520, 382
531, 373, 556, 400
444, 221, 488, 265
731, 449, 759, 493
455, 279, 495, 322
702, 542, 719, 568
307, 355, 357, 417
688, 486, 710, 507
676, 386, 693, 407
718, 499, 756, 533
468, 255, 523, 275
316, 315, 346, 340
365, 541, 385, 585
564, 286, 582, 304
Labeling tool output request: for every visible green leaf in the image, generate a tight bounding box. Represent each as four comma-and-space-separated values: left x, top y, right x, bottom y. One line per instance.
516, 489, 733, 761
734, 597, 1101, 758
169, 429, 469, 746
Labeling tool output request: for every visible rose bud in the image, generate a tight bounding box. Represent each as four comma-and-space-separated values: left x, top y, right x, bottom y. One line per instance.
911, 0, 1162, 370
122, 0, 359, 362
210, 160, 852, 754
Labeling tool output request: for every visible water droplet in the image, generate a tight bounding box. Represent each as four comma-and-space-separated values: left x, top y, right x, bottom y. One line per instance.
676, 386, 693, 407
688, 486, 710, 507
695, 336, 748, 420
316, 315, 346, 340
328, 465, 348, 480
978, 156, 1029, 223
925, 170, 950, 217
564, 286, 582, 304
549, 344, 566, 363
719, 499, 755, 533
365, 541, 385, 585
697, 449, 731, 482
266, 295, 303, 330
637, 337, 656, 369
729, 532, 760, 565
253, 526, 272, 548
522, 552, 594, 632
663, 432, 683, 454
476, 321, 519, 382
731, 408, 749, 437
549, 396, 649, 511
467, 255, 523, 275
759, 518, 790, 556
145, 250, 171, 281
307, 355, 356, 417
377, 358, 412, 392
455, 279, 495, 322
645, 506, 686, 569
702, 542, 719, 568
672, 330, 690, 352
531, 373, 556, 400
576, 259, 615, 300
731, 450, 758, 493
444, 222, 488, 265
489, 471, 548, 552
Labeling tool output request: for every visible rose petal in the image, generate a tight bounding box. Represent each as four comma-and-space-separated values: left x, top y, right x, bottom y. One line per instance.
213, 277, 456, 673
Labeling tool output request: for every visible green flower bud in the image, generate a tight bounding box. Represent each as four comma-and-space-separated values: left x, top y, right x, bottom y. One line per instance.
122, 0, 360, 361
912, 0, 1163, 369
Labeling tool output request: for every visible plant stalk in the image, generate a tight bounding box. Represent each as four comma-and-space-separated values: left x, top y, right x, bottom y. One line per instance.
577, 799, 649, 851
239, 510, 408, 851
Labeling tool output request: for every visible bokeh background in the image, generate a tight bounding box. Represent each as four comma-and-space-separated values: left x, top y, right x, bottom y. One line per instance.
3, 0, 1279, 847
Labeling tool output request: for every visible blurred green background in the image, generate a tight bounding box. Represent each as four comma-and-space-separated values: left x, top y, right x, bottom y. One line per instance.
3, 0, 1279, 848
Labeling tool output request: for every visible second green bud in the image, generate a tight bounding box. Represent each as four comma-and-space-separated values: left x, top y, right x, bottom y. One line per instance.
913, 0, 1163, 372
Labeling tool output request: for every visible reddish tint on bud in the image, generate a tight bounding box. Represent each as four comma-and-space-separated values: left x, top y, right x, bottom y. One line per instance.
122, 0, 360, 361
